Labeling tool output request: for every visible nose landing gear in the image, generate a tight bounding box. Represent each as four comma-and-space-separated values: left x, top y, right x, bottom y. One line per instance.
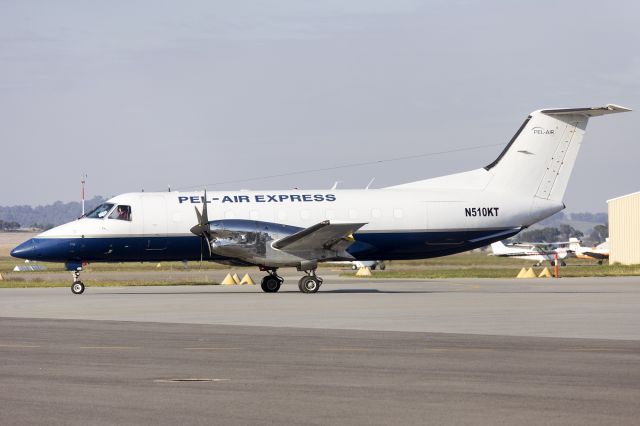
71, 268, 85, 295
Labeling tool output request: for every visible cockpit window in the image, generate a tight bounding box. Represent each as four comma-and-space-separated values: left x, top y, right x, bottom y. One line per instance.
109, 205, 132, 221
86, 203, 114, 219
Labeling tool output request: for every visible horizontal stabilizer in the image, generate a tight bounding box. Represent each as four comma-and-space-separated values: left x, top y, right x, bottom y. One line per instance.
540, 104, 631, 117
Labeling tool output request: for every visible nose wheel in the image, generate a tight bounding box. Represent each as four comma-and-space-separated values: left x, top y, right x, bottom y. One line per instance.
72, 282, 85, 294
71, 268, 85, 295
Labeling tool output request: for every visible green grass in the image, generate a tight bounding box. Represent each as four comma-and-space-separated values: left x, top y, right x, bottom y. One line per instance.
0, 279, 220, 289
387, 252, 601, 268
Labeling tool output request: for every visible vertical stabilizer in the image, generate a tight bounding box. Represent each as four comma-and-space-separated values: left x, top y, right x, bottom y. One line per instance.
485, 105, 630, 202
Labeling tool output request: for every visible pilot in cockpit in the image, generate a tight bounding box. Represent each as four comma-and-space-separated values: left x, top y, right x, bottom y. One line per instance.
112, 205, 131, 221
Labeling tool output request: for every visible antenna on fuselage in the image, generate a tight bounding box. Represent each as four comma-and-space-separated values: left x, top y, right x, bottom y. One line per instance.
365, 177, 375, 190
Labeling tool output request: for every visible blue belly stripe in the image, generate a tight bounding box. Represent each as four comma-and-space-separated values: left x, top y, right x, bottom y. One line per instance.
22, 228, 521, 264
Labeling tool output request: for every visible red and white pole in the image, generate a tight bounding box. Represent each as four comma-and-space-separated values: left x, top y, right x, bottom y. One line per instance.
554, 253, 559, 278
81, 174, 87, 216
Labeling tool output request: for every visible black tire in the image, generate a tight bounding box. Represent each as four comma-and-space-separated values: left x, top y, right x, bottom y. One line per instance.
261, 276, 281, 293
71, 282, 85, 295
299, 276, 320, 294
379, 263, 386, 271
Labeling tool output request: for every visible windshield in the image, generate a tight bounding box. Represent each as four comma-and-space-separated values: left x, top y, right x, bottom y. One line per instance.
86, 203, 114, 219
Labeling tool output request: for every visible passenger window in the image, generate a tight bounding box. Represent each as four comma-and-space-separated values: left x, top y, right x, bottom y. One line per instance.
393, 208, 403, 219
371, 208, 381, 218
109, 205, 132, 221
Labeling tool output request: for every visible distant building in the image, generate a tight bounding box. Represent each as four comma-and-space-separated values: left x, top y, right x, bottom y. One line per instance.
607, 191, 640, 265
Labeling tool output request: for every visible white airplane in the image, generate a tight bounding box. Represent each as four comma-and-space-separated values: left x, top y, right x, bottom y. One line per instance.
569, 237, 609, 264
333, 260, 386, 270
489, 240, 572, 266
11, 104, 629, 294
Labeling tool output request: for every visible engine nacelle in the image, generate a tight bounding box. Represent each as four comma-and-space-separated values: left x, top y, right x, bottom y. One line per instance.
208, 219, 303, 267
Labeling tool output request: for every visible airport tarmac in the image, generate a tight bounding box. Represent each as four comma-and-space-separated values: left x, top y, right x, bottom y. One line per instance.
2, 277, 640, 425
2, 277, 640, 339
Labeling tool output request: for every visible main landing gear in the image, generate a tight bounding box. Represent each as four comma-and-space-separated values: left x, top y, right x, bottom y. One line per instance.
260, 269, 283, 293
298, 270, 322, 294
71, 268, 85, 295
259, 268, 323, 294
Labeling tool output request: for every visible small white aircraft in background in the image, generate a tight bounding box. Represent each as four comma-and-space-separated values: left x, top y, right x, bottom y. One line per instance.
490, 240, 573, 266
343, 260, 386, 270
11, 104, 629, 294
569, 237, 609, 264
329, 260, 386, 270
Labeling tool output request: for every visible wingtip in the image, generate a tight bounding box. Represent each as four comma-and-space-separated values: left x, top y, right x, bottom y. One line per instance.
605, 104, 632, 112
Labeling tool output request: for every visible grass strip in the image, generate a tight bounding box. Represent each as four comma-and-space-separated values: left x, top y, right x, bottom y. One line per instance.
0, 280, 219, 289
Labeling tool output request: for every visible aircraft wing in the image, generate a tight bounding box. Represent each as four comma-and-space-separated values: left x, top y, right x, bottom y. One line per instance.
273, 220, 367, 252
581, 251, 608, 260
507, 242, 541, 248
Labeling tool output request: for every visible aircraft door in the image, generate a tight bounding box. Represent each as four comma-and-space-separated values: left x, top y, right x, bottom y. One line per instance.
142, 196, 168, 250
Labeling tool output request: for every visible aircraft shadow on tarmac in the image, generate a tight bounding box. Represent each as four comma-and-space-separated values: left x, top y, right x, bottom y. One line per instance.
97, 288, 619, 295
103, 288, 434, 295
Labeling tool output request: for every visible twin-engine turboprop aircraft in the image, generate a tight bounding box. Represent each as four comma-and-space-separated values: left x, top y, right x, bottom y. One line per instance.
11, 104, 630, 294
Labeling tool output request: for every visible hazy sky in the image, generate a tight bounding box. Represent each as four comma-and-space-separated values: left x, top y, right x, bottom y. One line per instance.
1, 0, 638, 211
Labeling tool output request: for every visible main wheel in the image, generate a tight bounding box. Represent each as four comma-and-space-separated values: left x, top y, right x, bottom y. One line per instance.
71, 282, 85, 295
261, 276, 281, 293
298, 276, 320, 294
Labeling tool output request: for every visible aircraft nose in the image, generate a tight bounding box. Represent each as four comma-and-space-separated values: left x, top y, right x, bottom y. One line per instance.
10, 239, 38, 260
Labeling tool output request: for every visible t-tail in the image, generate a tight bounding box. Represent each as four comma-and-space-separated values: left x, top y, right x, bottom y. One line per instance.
483, 104, 630, 202
390, 104, 630, 205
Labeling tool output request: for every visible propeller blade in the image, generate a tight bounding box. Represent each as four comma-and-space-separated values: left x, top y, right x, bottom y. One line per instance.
190, 189, 212, 261
201, 189, 209, 224
195, 206, 202, 225
204, 234, 212, 257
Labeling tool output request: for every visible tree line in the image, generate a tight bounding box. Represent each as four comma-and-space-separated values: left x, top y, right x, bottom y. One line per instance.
538, 211, 608, 227
514, 223, 608, 244
0, 219, 21, 231
0, 196, 106, 230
